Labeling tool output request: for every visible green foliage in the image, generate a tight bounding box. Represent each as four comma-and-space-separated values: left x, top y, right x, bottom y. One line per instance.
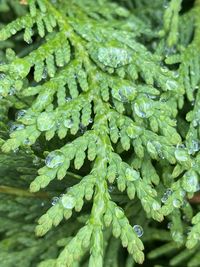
0, 0, 200, 266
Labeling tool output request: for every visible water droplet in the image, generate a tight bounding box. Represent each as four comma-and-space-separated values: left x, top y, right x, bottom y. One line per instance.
163, 0, 169, 8
183, 170, 199, 193
8, 87, 16, 95
64, 118, 73, 128
61, 194, 75, 209
154, 142, 165, 159
179, 190, 186, 197
165, 46, 176, 56
166, 80, 178, 91
65, 97, 72, 102
51, 196, 59, 206
167, 222, 172, 229
161, 195, 168, 203
26, 38, 33, 44
37, 112, 55, 131
188, 140, 200, 154
88, 118, 93, 124
63, 118, 74, 129
173, 71, 179, 78
172, 231, 184, 243
33, 156, 40, 166
147, 94, 157, 100
16, 109, 27, 120
23, 138, 31, 145
160, 97, 167, 102
182, 215, 187, 221
108, 185, 114, 193
177, 144, 186, 149
112, 85, 136, 103
42, 67, 47, 79
193, 119, 199, 127
79, 123, 87, 133
152, 202, 161, 211
45, 150, 65, 168
175, 145, 189, 162
97, 47, 132, 68
190, 71, 195, 76
9, 122, 25, 133
10, 28, 17, 34
173, 199, 182, 208
0, 73, 6, 80
125, 168, 140, 181
13, 148, 19, 153
161, 188, 173, 203
133, 225, 143, 237
161, 67, 169, 73
134, 101, 153, 118
118, 89, 128, 103
41, 202, 45, 207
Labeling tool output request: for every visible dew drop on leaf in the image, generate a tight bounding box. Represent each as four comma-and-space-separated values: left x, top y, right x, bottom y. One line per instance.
165, 80, 178, 91
33, 156, 40, 166
37, 112, 55, 131
51, 196, 59, 206
179, 190, 186, 197
61, 195, 75, 209
173, 199, 182, 208
0, 73, 6, 80
9, 122, 25, 133
182, 170, 199, 193
188, 140, 200, 154
10, 28, 17, 34
23, 138, 31, 145
45, 150, 65, 168
152, 202, 161, 211
167, 222, 172, 229
97, 47, 132, 68
79, 123, 87, 133
134, 101, 153, 118
10, 58, 31, 78
161, 188, 173, 203
42, 67, 47, 79
125, 168, 140, 181
133, 225, 143, 237
193, 119, 199, 127
16, 109, 27, 120
112, 85, 136, 103
108, 185, 114, 193
65, 97, 72, 102
12, 148, 19, 153
175, 145, 189, 162
161, 66, 169, 73
173, 71, 179, 78
172, 231, 184, 243
64, 118, 73, 128
163, 0, 169, 9
8, 87, 16, 95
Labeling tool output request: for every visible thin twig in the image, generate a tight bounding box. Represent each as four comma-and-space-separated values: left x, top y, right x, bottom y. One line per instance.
0, 185, 50, 199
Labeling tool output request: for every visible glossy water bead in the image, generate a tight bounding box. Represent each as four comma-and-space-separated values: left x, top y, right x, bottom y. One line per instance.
133, 225, 144, 237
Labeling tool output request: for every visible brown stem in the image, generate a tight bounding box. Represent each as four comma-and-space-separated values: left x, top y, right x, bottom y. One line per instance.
188, 193, 200, 204
0, 185, 50, 199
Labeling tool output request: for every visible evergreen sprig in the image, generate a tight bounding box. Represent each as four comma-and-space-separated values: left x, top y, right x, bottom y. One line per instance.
0, 0, 200, 266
